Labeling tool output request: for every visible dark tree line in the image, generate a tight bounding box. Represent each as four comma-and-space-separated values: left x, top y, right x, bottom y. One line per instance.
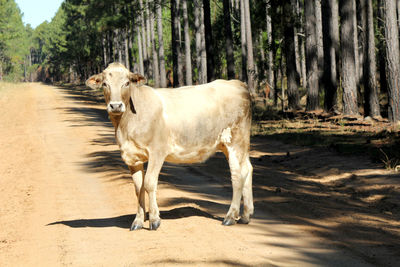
3, 0, 400, 123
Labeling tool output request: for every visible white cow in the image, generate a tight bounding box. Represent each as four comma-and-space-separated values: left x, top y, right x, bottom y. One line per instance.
86, 63, 253, 230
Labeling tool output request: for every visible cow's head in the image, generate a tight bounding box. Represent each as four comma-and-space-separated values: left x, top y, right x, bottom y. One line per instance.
86, 63, 146, 115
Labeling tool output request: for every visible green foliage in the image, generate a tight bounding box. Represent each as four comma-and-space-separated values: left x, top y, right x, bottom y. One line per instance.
0, 0, 30, 81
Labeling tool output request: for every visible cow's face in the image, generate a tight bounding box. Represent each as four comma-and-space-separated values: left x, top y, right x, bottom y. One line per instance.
86, 63, 146, 115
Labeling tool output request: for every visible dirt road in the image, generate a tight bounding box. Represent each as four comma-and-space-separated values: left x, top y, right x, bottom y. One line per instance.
0, 83, 398, 266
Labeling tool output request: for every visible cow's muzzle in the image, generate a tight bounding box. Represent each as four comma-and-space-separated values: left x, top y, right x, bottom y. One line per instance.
107, 101, 126, 114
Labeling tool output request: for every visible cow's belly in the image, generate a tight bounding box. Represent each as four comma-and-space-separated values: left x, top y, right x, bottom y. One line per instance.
165, 143, 218, 164
119, 141, 148, 166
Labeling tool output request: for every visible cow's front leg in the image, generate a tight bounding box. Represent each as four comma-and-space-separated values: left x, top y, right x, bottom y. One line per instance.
144, 155, 165, 230
129, 164, 145, 231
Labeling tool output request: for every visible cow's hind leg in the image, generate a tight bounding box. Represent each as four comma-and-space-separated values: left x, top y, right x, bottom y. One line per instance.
129, 164, 146, 231
144, 155, 165, 230
239, 157, 253, 224
222, 144, 249, 226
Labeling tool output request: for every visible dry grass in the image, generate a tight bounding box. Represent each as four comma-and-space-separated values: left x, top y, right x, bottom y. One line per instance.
0, 82, 25, 93
252, 106, 400, 170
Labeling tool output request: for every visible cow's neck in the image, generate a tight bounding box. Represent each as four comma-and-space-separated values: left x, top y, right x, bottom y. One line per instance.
109, 114, 122, 129
111, 85, 159, 134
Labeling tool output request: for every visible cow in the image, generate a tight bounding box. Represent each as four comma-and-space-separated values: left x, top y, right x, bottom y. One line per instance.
86, 63, 253, 231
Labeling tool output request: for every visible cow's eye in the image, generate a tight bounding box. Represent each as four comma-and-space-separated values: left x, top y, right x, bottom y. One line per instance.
124, 81, 130, 87
102, 82, 107, 87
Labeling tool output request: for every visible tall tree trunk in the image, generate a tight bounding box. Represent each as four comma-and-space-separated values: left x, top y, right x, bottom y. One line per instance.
293, 0, 301, 76
359, 0, 380, 117
128, 32, 134, 71
171, 0, 183, 87
322, 0, 339, 112
182, 0, 192, 85
200, 3, 207, 83
146, 0, 153, 78
102, 35, 108, 67
115, 29, 122, 63
203, 0, 215, 82
384, 0, 400, 122
266, 0, 274, 91
137, 25, 145, 75
361, 0, 380, 117
124, 28, 130, 70
340, 0, 359, 115
358, 0, 365, 86
243, 0, 255, 94
284, 1, 300, 110
305, 0, 320, 110
240, 0, 247, 82
397, 0, 400, 31
139, 0, 148, 76
149, 0, 160, 87
108, 31, 114, 62
156, 0, 167, 87
195, 0, 206, 84
315, 0, 324, 91
378, 1, 388, 96
353, 0, 361, 87
223, 0, 235, 79
298, 0, 307, 89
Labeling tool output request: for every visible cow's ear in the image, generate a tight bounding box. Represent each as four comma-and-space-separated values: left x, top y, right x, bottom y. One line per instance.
129, 73, 147, 86
86, 74, 104, 90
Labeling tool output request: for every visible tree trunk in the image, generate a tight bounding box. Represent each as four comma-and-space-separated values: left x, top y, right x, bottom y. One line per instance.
315, 0, 324, 91
137, 25, 145, 75
378, 1, 388, 96
361, 0, 380, 117
353, 0, 360, 87
240, 0, 247, 82
384, 0, 400, 122
340, 0, 359, 115
284, 1, 300, 110
200, 3, 207, 83
108, 31, 114, 62
102, 35, 108, 67
124, 28, 130, 70
156, 0, 167, 87
149, 0, 160, 87
293, 0, 301, 77
298, 0, 307, 89
223, 0, 235, 79
203, 0, 215, 82
195, 0, 205, 84
266, 0, 274, 92
322, 0, 339, 112
146, 0, 153, 78
171, 0, 183, 87
397, 0, 400, 31
305, 0, 320, 110
243, 0, 255, 94
139, 0, 148, 76
182, 0, 192, 85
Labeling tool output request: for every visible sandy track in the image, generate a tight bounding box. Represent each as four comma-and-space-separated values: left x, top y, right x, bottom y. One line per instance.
0, 83, 397, 266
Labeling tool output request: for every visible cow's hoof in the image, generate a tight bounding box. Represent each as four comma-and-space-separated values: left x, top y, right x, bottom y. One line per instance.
130, 223, 143, 231
222, 217, 236, 226
238, 216, 250, 224
149, 220, 161, 230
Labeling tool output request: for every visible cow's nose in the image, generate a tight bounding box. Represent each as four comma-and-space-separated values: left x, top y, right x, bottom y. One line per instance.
108, 102, 125, 113
110, 103, 122, 110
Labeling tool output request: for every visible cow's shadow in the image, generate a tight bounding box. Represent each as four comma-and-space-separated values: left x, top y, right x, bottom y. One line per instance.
47, 206, 222, 230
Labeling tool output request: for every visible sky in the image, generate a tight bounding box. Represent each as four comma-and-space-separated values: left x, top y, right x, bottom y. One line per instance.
15, 0, 65, 28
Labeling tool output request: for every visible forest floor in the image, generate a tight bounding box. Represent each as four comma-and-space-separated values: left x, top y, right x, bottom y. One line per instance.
0, 82, 399, 266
